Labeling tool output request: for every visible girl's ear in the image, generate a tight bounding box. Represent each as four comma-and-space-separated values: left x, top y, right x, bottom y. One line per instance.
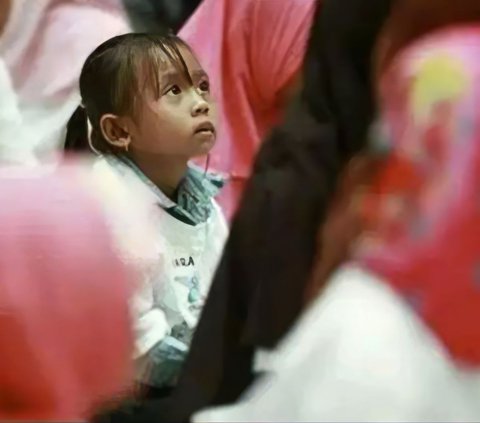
100, 114, 132, 150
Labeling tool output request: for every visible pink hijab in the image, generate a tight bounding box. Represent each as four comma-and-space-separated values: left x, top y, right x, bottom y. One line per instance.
180, 0, 316, 219
358, 26, 480, 366
0, 165, 134, 421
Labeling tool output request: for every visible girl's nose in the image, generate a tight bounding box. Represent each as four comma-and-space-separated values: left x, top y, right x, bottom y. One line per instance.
192, 98, 209, 117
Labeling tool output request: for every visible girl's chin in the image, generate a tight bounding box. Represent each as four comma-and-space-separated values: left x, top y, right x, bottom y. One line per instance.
193, 138, 216, 156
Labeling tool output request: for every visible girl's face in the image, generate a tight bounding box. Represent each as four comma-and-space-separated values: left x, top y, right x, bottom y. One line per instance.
127, 45, 217, 158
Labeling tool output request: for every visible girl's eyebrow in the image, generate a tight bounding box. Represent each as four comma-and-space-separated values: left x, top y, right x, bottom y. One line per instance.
190, 69, 209, 80
160, 70, 181, 86
159, 69, 208, 89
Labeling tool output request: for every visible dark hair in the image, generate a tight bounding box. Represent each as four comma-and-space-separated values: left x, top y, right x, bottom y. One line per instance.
64, 105, 90, 153
121, 0, 202, 33
64, 32, 191, 154
228, 0, 395, 347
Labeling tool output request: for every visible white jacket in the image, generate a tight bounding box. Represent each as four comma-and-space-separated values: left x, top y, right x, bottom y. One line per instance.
93, 155, 228, 386
195, 266, 480, 422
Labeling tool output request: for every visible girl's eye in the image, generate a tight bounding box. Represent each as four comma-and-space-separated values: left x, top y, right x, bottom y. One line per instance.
166, 85, 181, 96
199, 80, 210, 93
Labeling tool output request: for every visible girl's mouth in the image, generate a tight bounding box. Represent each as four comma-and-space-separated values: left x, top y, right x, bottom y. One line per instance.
194, 121, 215, 135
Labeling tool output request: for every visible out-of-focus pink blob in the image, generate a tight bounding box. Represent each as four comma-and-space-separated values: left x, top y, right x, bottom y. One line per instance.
0, 164, 134, 421
358, 26, 480, 365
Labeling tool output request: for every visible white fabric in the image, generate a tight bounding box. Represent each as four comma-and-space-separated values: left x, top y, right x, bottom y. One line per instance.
0, 0, 129, 164
194, 266, 480, 422
0, 58, 35, 164
92, 157, 228, 362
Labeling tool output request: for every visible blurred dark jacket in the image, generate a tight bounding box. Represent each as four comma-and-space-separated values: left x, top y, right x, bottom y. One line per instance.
122, 0, 201, 33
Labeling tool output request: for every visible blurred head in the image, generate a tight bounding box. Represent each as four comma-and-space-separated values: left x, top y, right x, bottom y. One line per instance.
77, 33, 216, 158
307, 0, 480, 301
0, 164, 135, 421
308, 0, 480, 301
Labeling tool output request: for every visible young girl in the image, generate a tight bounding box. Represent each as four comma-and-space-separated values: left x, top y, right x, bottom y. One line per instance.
66, 33, 228, 396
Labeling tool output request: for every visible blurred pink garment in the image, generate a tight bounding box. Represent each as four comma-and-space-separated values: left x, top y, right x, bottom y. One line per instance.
0, 165, 134, 421
180, 0, 316, 219
358, 26, 480, 366
0, 0, 129, 162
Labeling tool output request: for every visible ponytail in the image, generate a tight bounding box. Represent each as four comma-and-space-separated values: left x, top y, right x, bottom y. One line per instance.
64, 105, 92, 153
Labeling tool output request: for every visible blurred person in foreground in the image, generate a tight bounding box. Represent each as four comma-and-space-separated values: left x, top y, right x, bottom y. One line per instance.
0, 163, 146, 421
0, 0, 130, 164
193, 9, 480, 422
